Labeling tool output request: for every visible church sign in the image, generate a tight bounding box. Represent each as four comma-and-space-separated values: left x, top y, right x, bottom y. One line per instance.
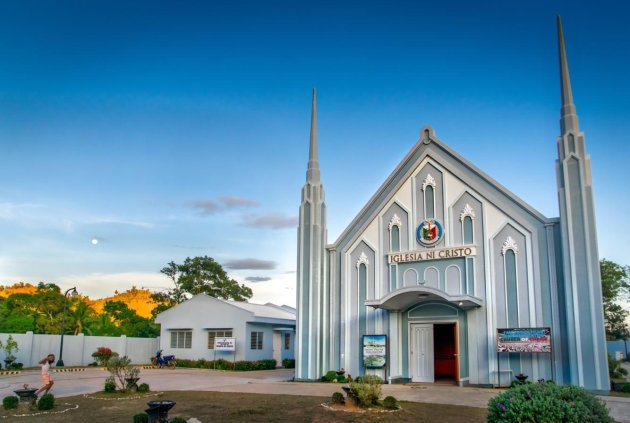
387, 246, 476, 264
363, 335, 387, 368
214, 337, 236, 351
496, 328, 551, 353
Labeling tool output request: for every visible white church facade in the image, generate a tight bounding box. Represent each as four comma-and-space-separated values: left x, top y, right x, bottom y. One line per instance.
295, 18, 609, 392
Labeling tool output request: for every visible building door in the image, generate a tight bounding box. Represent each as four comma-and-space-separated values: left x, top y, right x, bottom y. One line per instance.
411, 324, 434, 382
272, 332, 282, 366
433, 323, 458, 383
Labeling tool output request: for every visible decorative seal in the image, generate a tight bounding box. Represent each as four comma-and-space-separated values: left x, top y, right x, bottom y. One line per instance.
416, 219, 444, 246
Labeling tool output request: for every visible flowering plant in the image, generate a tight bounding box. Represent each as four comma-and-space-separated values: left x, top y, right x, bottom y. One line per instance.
92, 347, 117, 366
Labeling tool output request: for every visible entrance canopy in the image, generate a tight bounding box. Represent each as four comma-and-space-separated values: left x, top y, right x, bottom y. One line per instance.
365, 286, 483, 311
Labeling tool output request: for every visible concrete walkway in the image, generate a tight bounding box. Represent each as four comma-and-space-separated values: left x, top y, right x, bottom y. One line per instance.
1, 367, 629, 422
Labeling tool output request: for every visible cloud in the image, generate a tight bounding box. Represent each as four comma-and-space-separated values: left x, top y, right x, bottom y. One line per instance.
224, 258, 276, 270
189, 196, 259, 215
242, 213, 298, 229
218, 196, 260, 208
0, 202, 43, 219
87, 217, 155, 229
189, 200, 221, 215
245, 276, 272, 282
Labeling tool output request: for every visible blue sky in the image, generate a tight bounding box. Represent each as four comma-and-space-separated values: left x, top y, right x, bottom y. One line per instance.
1, 0, 628, 307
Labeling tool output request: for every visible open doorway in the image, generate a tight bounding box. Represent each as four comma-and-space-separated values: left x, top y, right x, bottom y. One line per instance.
433, 323, 457, 383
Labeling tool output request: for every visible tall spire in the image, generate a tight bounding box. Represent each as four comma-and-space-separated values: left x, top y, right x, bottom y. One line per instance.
306, 88, 320, 182
557, 16, 579, 134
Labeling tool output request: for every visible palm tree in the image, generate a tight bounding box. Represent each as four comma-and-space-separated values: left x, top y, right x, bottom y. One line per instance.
68, 299, 97, 335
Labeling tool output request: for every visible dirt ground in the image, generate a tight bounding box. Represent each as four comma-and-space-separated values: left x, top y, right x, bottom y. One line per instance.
0, 390, 487, 422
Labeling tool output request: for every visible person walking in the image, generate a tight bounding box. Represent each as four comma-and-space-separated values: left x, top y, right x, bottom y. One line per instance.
34, 354, 55, 399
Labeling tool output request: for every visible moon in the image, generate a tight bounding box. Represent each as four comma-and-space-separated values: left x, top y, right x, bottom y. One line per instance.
91, 238, 99, 245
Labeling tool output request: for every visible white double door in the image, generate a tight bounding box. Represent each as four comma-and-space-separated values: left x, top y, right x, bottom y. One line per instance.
411, 324, 434, 382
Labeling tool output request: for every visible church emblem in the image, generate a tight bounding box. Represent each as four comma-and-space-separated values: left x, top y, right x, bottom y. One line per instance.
416, 219, 444, 246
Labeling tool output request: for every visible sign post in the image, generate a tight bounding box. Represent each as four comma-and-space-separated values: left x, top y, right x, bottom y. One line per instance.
363, 335, 387, 381
214, 337, 237, 368
496, 327, 552, 387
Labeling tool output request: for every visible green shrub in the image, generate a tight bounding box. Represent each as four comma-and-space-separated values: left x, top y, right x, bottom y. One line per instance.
332, 392, 345, 405
321, 370, 337, 382
137, 383, 150, 393
608, 353, 628, 379
487, 381, 613, 423
104, 376, 117, 392
383, 395, 398, 409
133, 412, 148, 423
615, 382, 630, 393
175, 359, 195, 368
336, 376, 348, 383
361, 375, 384, 385
214, 359, 233, 370
2, 395, 18, 410
37, 394, 55, 410
282, 359, 295, 369
12, 362, 23, 370
349, 380, 382, 407
170, 418, 187, 423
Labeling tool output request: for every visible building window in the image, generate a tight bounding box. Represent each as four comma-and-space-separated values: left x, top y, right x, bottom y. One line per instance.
250, 331, 263, 350
505, 249, 519, 327
170, 330, 192, 349
391, 225, 400, 252
463, 216, 474, 244
284, 333, 291, 350
207, 329, 233, 349
425, 185, 435, 218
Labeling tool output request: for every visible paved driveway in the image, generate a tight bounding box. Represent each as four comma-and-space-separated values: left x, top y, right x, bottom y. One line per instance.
1, 367, 628, 422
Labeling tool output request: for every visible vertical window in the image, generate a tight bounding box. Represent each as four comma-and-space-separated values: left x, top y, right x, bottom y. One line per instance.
463, 216, 474, 244
284, 333, 291, 350
170, 330, 192, 349
250, 331, 263, 350
358, 263, 367, 336
505, 250, 518, 327
207, 329, 233, 349
391, 225, 400, 252
425, 186, 435, 218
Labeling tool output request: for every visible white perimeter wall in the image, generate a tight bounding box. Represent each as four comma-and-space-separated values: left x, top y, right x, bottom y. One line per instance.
0, 332, 158, 368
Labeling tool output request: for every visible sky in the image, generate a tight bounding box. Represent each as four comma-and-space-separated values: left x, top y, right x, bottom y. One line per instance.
1, 0, 629, 308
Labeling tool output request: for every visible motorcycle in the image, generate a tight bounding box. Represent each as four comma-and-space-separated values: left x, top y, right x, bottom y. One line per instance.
153, 350, 176, 368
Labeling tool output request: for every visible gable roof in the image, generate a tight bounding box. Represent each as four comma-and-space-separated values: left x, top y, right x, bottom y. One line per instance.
331, 125, 553, 250
154, 293, 295, 324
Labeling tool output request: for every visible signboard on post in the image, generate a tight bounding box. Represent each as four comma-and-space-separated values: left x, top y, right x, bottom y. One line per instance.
497, 327, 551, 353
363, 335, 387, 368
214, 337, 236, 352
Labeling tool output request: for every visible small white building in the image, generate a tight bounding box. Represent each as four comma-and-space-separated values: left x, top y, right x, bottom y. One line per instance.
154, 294, 295, 364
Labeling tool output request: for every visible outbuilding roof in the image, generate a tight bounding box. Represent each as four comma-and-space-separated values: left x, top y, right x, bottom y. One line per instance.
224, 300, 295, 321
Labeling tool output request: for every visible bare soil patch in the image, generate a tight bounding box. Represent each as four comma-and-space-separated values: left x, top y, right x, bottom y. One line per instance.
0, 391, 487, 422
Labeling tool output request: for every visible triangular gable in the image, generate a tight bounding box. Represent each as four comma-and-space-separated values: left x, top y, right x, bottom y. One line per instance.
331, 125, 552, 250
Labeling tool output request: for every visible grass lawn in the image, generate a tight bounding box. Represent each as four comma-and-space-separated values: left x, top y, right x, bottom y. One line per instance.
0, 391, 488, 422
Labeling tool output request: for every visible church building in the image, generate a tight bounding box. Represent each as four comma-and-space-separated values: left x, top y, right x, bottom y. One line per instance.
295, 18, 609, 392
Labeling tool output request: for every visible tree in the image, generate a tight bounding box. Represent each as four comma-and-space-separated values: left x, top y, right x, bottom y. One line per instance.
601, 259, 630, 340
103, 300, 159, 338
154, 256, 253, 311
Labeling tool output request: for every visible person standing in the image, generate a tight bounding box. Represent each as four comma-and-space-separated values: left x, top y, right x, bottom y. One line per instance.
34, 354, 55, 398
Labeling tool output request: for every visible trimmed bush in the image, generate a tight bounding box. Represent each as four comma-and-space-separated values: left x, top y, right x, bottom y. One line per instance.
332, 392, 345, 405
3, 395, 18, 410
92, 347, 117, 367
37, 394, 55, 410
361, 375, 384, 385
336, 376, 348, 383
488, 381, 613, 423
321, 370, 338, 382
383, 395, 398, 410
349, 380, 382, 407
133, 412, 148, 423
104, 376, 117, 392
137, 383, 150, 393
282, 358, 295, 369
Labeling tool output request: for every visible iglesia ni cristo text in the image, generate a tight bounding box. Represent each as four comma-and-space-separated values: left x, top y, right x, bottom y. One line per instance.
295, 18, 609, 392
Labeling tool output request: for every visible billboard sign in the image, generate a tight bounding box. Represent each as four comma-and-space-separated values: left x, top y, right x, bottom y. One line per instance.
214, 337, 236, 351
363, 335, 387, 368
497, 327, 551, 353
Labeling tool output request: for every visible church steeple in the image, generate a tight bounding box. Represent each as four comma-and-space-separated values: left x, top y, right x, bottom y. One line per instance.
307, 88, 320, 182
557, 16, 579, 135
555, 18, 609, 392
296, 89, 328, 381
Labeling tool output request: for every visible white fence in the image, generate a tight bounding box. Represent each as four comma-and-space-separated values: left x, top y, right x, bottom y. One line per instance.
0, 332, 159, 368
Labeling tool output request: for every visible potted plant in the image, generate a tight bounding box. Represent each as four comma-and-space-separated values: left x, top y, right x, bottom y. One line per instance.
1, 336, 19, 369
124, 367, 141, 392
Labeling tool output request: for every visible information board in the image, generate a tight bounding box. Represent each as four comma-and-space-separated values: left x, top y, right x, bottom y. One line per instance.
363, 335, 387, 368
497, 327, 551, 353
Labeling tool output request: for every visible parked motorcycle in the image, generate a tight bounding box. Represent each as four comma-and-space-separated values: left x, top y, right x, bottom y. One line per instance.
153, 350, 176, 368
